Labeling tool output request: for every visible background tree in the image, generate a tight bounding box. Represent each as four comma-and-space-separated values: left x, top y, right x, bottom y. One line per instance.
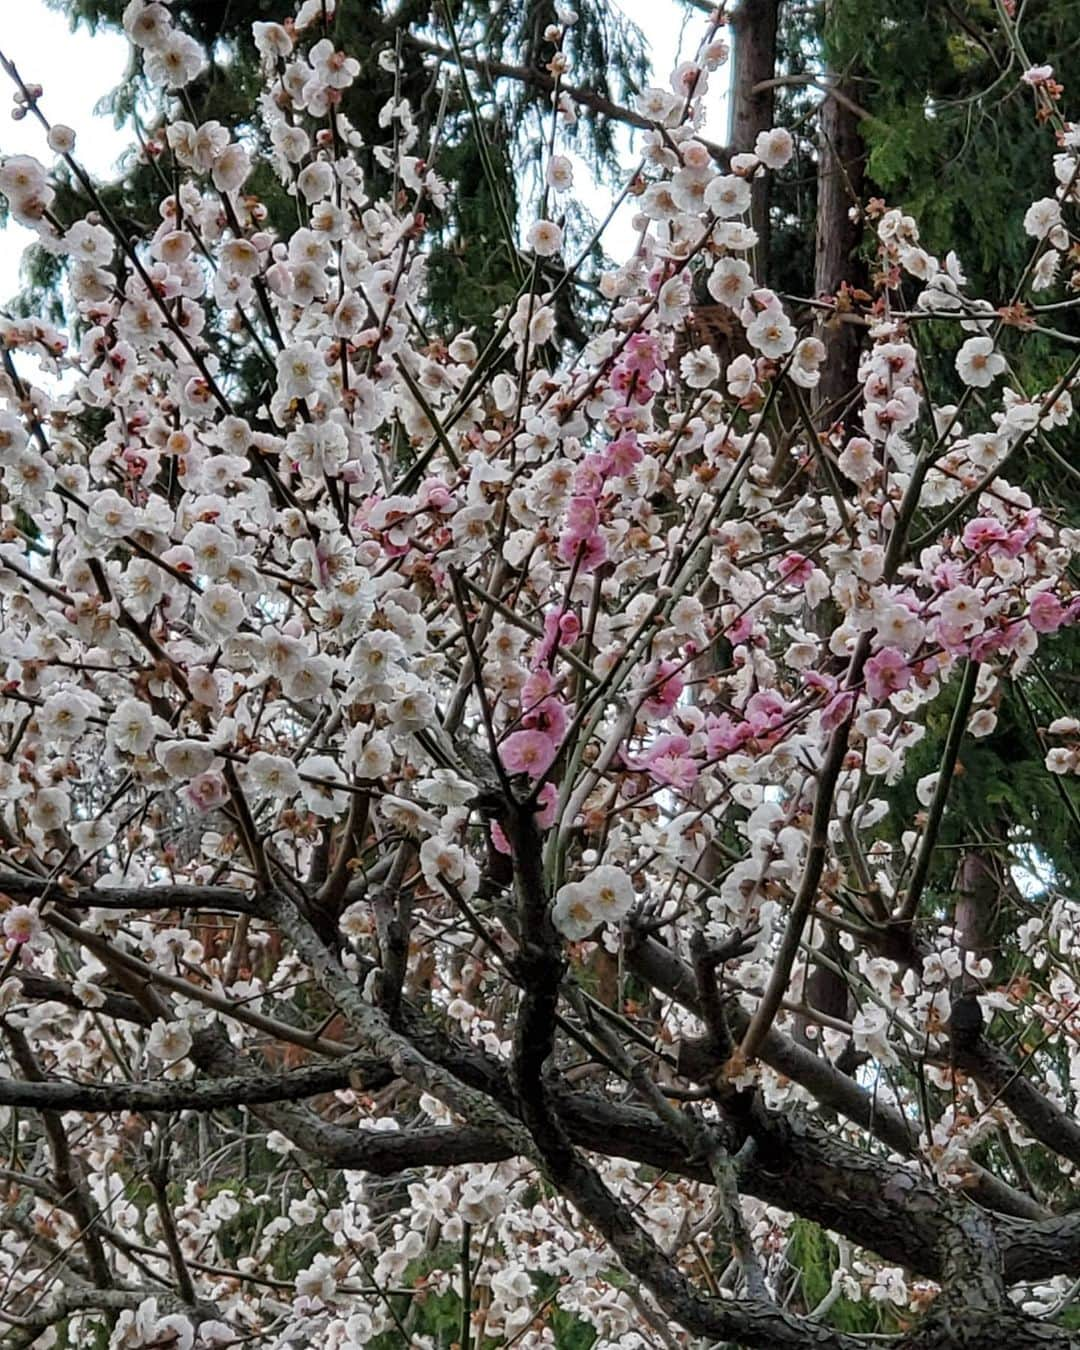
747, 1, 1080, 1068
17, 0, 651, 359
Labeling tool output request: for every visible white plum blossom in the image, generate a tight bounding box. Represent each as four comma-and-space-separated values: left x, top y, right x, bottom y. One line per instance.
745, 306, 796, 358
106, 699, 160, 757
37, 690, 91, 743
545, 154, 574, 191
955, 335, 1006, 387
64, 220, 113, 264
145, 30, 207, 88
212, 142, 252, 193
196, 583, 248, 639
553, 865, 635, 938
680, 347, 720, 388
297, 158, 335, 202
552, 882, 597, 940
0, 6, 1074, 1345
300, 755, 350, 817
276, 341, 325, 400
88, 488, 137, 538
3, 906, 42, 947
704, 173, 752, 218
754, 126, 794, 169
146, 1020, 193, 1064
707, 255, 755, 307
245, 752, 302, 798
1023, 196, 1062, 238
156, 740, 219, 780
527, 219, 563, 256
726, 352, 757, 398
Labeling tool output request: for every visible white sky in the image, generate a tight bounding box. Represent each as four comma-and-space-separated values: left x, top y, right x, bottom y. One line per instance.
0, 0, 728, 304
0, 5, 129, 299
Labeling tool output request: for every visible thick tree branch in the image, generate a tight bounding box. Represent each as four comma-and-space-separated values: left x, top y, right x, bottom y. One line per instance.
954, 1035, 1080, 1169
0, 872, 260, 915
27, 910, 1080, 1313
504, 808, 877, 1349
2, 1023, 114, 1290
257, 886, 536, 1157
15, 973, 153, 1026
0, 1055, 357, 1112
628, 926, 1046, 1222
999, 1210, 1080, 1284
0, 1288, 212, 1350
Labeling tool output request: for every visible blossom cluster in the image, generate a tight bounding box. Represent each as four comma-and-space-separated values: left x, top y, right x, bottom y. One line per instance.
0, 1, 1077, 1345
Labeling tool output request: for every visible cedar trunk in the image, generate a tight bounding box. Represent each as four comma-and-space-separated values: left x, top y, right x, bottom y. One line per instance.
730, 0, 780, 273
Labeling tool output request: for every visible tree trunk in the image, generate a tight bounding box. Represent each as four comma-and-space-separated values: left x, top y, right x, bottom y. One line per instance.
729, 0, 780, 274
954, 847, 999, 985
813, 73, 867, 429
799, 71, 868, 1039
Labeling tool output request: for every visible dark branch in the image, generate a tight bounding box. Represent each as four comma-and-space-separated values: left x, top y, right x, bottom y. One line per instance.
404, 34, 729, 162
0, 872, 260, 915
629, 925, 1045, 1222
954, 1036, 1080, 1169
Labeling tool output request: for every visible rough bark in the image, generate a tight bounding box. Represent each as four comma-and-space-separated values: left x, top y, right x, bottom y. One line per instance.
813, 70, 867, 426
7, 874, 1080, 1349
729, 0, 780, 270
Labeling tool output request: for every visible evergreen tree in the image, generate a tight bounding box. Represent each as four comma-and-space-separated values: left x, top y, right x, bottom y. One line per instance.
749, 2, 1080, 1147
817, 0, 1080, 895
13, 0, 651, 349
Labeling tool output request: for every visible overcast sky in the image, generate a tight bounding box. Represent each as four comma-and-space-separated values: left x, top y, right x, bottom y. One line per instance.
0, 0, 728, 304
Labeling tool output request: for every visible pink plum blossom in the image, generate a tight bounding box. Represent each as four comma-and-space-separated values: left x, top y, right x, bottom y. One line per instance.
500, 729, 558, 778
865, 647, 912, 701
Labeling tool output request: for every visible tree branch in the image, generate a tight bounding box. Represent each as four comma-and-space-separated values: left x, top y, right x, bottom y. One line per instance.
2, 1023, 114, 1290
0, 873, 260, 915
738, 633, 870, 1062
627, 925, 1046, 1222
954, 1035, 1080, 1169
404, 34, 729, 162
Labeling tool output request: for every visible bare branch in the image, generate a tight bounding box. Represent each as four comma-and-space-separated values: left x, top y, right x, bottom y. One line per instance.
405, 34, 730, 162
0, 873, 260, 915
